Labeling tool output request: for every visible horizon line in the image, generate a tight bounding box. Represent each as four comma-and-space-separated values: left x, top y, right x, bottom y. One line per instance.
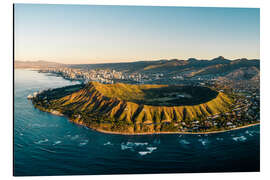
14, 56, 260, 65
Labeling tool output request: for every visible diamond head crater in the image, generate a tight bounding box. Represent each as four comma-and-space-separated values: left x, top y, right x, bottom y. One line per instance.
21, 56, 259, 134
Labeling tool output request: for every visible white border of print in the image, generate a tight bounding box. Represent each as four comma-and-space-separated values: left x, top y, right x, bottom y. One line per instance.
1, 0, 269, 180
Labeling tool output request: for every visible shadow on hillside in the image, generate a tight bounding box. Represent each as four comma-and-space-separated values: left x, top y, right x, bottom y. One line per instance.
132, 85, 218, 106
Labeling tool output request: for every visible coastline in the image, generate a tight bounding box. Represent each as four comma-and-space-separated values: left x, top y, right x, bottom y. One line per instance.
50, 110, 64, 116
42, 109, 260, 136
88, 122, 260, 136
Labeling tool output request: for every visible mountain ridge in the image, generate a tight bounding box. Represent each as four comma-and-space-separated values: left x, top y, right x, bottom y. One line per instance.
32, 82, 234, 134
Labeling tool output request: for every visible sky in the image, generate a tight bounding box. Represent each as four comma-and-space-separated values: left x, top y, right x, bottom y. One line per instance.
14, 4, 260, 64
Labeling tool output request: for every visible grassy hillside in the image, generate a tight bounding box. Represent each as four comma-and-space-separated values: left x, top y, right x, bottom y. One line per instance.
32, 82, 233, 134
189, 59, 259, 77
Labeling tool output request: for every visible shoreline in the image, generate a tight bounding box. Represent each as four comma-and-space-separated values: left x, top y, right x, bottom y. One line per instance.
89, 122, 260, 136
42, 109, 260, 136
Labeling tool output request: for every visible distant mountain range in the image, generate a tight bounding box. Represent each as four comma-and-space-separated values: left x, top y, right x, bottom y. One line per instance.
69, 56, 260, 81
14, 60, 65, 68
15, 56, 260, 81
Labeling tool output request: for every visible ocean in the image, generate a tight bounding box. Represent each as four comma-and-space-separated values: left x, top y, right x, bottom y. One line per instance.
14, 69, 260, 176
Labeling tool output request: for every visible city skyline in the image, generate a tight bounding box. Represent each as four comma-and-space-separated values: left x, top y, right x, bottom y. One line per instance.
15, 4, 260, 64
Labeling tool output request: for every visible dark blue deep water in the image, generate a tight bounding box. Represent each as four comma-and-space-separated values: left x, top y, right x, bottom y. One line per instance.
14, 69, 260, 176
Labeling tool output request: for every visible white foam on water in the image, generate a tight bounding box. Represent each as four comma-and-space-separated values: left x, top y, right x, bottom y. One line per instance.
245, 130, 254, 136
104, 141, 113, 146
121, 144, 133, 150
179, 139, 190, 145
71, 135, 79, 140
121, 142, 150, 152
79, 142, 87, 146
138, 151, 152, 156
124, 142, 148, 147
39, 147, 56, 153
16, 143, 23, 148
232, 136, 247, 142
35, 139, 48, 144
126, 142, 134, 146
216, 137, 224, 141
146, 147, 157, 152
79, 140, 89, 146
53, 141, 61, 145
198, 139, 208, 146
134, 142, 148, 146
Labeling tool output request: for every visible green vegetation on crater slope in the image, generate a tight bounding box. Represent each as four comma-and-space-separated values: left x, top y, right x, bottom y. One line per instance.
32, 82, 234, 134
93, 82, 219, 106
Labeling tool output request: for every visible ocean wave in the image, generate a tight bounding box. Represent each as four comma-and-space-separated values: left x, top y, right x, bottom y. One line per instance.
71, 135, 79, 140
121, 144, 133, 150
16, 143, 23, 148
35, 139, 48, 144
39, 147, 56, 153
104, 141, 113, 146
79, 140, 89, 146
216, 137, 224, 141
245, 130, 254, 136
134, 142, 148, 146
179, 139, 190, 145
146, 147, 157, 152
53, 141, 61, 145
138, 151, 152, 156
121, 142, 151, 152
123, 142, 149, 147
198, 139, 209, 146
232, 136, 247, 142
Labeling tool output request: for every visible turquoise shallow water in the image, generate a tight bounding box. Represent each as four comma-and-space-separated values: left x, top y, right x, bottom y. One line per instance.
14, 69, 260, 176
